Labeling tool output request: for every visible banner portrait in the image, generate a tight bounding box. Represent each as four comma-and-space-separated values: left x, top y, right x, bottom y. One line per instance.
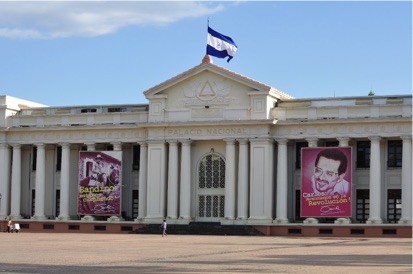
301, 147, 352, 217
77, 151, 122, 216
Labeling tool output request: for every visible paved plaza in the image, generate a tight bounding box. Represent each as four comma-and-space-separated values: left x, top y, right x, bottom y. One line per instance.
0, 232, 411, 273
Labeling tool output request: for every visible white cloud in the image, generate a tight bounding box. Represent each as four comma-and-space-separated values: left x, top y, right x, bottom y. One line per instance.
0, 1, 225, 39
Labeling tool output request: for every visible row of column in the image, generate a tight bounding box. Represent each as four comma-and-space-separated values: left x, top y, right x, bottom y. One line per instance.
0, 142, 123, 221
0, 136, 411, 224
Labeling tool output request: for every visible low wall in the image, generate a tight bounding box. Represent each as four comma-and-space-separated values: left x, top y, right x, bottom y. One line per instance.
1, 220, 411, 238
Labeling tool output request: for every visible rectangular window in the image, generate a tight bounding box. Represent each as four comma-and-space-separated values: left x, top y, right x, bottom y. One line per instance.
32, 146, 37, 171
55, 189, 60, 218
295, 142, 308, 169
387, 140, 402, 168
56, 146, 62, 171
356, 189, 369, 223
133, 145, 140, 171
132, 190, 139, 219
295, 190, 305, 222
356, 141, 370, 168
387, 189, 401, 223
31, 189, 36, 216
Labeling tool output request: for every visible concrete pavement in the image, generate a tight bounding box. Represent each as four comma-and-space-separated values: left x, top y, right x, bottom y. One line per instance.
0, 233, 411, 273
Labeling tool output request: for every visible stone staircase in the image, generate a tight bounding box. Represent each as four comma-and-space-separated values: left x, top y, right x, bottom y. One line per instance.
132, 222, 264, 236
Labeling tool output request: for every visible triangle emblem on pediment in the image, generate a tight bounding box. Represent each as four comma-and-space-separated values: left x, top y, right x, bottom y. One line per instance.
198, 80, 216, 99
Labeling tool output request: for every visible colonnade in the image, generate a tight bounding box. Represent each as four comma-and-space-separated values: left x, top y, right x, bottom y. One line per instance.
0, 136, 411, 225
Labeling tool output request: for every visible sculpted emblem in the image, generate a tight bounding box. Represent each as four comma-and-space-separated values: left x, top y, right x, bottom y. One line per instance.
182, 79, 235, 106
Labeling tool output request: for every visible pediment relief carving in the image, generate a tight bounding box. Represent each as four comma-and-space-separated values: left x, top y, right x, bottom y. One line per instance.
181, 78, 238, 107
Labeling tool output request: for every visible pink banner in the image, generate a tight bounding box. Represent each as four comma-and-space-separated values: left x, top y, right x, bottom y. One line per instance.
301, 147, 352, 217
77, 151, 122, 216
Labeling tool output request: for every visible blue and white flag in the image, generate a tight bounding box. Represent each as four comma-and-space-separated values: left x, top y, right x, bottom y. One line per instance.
207, 26, 238, 62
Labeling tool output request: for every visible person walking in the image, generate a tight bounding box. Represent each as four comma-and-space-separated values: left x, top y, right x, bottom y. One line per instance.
161, 219, 167, 237
7, 218, 12, 233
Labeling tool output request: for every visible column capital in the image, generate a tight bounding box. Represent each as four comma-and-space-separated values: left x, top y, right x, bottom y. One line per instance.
368, 136, 382, 141
10, 144, 21, 149
306, 138, 318, 147
137, 141, 147, 147
0, 143, 9, 149
337, 137, 350, 147
237, 139, 249, 145
249, 137, 274, 144
166, 140, 179, 145
35, 143, 45, 148
224, 138, 236, 144
401, 135, 412, 141
179, 139, 192, 145
275, 138, 288, 145
59, 142, 71, 148
112, 142, 122, 151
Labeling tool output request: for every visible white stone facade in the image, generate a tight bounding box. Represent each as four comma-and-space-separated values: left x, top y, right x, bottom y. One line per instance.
0, 61, 411, 226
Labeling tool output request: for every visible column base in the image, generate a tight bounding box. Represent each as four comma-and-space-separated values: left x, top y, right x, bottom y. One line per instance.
334, 218, 351, 224
366, 217, 383, 224
9, 214, 23, 220
81, 215, 96, 221
273, 218, 289, 224
31, 215, 48, 221
398, 218, 412, 225
107, 216, 124, 222
56, 215, 71, 221
303, 218, 319, 224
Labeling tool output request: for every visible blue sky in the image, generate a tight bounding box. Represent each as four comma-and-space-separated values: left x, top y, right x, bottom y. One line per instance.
0, 1, 411, 107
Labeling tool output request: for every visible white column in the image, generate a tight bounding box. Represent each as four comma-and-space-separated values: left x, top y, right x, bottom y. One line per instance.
237, 139, 249, 220
33, 143, 47, 220
82, 142, 96, 221
303, 138, 318, 224
274, 139, 289, 223
335, 137, 352, 224
167, 141, 179, 219
367, 136, 383, 224
0, 143, 11, 219
10, 144, 22, 219
224, 139, 236, 220
145, 141, 167, 219
57, 143, 71, 220
249, 138, 274, 223
136, 142, 147, 220
179, 140, 192, 220
337, 137, 350, 147
399, 136, 412, 224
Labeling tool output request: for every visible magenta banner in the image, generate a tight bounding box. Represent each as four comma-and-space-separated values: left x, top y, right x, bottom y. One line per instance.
301, 147, 352, 217
77, 151, 122, 216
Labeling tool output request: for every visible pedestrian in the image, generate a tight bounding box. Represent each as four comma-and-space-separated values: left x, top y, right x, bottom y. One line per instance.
161, 219, 167, 237
7, 218, 12, 233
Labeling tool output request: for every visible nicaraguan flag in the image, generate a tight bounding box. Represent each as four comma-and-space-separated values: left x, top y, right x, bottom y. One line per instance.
207, 26, 238, 62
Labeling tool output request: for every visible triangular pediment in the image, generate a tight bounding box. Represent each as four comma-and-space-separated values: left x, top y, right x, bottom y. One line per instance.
144, 62, 293, 100
144, 60, 293, 122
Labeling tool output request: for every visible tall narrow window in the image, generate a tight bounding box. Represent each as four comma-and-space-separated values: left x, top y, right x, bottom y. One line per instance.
295, 142, 308, 169
55, 189, 60, 217
56, 146, 62, 171
132, 145, 140, 171
132, 190, 139, 219
356, 189, 369, 223
387, 189, 401, 223
387, 140, 402, 168
356, 141, 370, 168
32, 146, 37, 171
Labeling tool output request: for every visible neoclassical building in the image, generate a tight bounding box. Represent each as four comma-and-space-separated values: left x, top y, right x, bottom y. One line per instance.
0, 57, 411, 236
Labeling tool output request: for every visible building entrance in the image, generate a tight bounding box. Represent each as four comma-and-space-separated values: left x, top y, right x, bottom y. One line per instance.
196, 153, 225, 222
